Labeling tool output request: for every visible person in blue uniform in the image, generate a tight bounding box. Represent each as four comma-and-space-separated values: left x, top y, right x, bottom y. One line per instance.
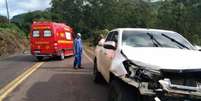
73, 33, 83, 69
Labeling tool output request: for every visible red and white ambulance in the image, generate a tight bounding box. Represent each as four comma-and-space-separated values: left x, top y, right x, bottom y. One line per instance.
30, 21, 74, 60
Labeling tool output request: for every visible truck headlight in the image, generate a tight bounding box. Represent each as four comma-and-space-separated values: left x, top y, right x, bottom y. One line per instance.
123, 60, 162, 82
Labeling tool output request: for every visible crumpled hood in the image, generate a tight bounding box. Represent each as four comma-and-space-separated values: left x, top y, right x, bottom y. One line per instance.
122, 46, 201, 70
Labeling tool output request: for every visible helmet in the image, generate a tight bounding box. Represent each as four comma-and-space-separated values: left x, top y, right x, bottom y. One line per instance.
77, 33, 81, 37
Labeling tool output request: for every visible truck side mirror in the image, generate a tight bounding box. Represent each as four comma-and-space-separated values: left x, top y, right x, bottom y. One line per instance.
103, 41, 116, 50
98, 39, 105, 46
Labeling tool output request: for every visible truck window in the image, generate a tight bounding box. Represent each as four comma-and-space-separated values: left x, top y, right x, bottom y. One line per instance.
32, 30, 40, 37
111, 31, 118, 43
65, 32, 71, 40
44, 30, 52, 37
105, 32, 113, 42
105, 31, 118, 43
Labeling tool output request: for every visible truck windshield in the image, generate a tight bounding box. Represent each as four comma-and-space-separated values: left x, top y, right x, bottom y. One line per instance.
32, 30, 40, 38
122, 31, 194, 50
44, 30, 52, 37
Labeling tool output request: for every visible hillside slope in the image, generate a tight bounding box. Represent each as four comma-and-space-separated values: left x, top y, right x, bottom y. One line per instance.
0, 24, 28, 57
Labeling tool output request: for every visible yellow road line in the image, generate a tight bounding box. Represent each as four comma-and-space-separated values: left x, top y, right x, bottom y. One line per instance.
0, 62, 44, 101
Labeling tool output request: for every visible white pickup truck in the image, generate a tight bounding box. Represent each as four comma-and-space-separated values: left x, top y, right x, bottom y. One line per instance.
94, 28, 201, 101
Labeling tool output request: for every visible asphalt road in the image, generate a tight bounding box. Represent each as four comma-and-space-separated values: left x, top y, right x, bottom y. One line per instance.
0, 51, 108, 101
0, 54, 36, 89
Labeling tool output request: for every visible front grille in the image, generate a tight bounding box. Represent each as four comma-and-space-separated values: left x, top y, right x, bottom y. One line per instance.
171, 78, 198, 87
161, 69, 201, 87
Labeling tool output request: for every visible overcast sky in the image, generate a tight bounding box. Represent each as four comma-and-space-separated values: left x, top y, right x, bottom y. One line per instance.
0, 0, 51, 19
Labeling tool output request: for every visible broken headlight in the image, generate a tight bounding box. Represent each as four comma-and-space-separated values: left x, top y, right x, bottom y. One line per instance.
123, 60, 162, 82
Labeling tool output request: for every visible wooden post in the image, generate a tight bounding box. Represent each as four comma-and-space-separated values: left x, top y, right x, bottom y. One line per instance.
5, 0, 10, 23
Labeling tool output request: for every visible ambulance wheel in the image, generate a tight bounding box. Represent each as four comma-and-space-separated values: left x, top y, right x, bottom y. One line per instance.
36, 56, 43, 61
60, 51, 65, 60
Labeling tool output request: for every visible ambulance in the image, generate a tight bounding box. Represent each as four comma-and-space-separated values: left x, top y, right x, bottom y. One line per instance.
30, 22, 74, 60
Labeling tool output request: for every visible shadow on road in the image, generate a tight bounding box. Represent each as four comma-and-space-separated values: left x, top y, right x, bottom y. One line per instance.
0, 55, 36, 62
41, 66, 92, 73
36, 55, 75, 62
24, 74, 108, 101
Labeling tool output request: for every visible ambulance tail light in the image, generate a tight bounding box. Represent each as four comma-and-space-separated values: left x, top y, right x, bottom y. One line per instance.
54, 43, 58, 46
54, 41, 58, 49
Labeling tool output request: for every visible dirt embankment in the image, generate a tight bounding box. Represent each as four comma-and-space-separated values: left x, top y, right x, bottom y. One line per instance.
0, 29, 29, 57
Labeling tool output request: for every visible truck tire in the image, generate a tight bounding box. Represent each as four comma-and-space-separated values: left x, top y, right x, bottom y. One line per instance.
93, 58, 104, 83
60, 51, 65, 60
36, 56, 43, 61
108, 78, 141, 101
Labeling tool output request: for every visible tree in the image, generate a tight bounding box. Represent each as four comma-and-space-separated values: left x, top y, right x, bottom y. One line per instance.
11, 10, 52, 35
10, 0, 201, 45
0, 15, 8, 23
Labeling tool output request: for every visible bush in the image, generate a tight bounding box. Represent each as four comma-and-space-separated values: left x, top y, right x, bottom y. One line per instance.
0, 23, 26, 38
0, 15, 8, 23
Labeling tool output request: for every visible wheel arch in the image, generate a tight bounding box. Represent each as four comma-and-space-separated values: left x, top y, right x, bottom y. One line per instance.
109, 71, 139, 91
109, 72, 116, 83
94, 57, 101, 72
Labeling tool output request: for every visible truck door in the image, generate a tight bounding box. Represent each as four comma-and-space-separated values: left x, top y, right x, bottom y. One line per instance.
99, 31, 118, 81
31, 29, 54, 53
64, 31, 74, 55
43, 29, 53, 50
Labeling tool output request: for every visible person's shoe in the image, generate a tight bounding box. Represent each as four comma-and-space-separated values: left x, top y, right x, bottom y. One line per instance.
78, 66, 84, 69
73, 66, 77, 69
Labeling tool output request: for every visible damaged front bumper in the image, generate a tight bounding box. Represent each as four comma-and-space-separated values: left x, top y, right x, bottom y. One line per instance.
158, 79, 201, 98
121, 77, 201, 100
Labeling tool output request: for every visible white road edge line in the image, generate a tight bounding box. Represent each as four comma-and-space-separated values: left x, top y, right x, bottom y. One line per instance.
83, 50, 93, 63
84, 48, 94, 56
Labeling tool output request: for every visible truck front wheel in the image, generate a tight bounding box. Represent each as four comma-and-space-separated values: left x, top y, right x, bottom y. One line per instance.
108, 78, 141, 101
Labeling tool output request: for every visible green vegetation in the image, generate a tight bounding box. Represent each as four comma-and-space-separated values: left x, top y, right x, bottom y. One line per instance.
0, 23, 26, 38
0, 22, 28, 56
9, 0, 201, 45
0, 15, 28, 56
12, 10, 52, 36
0, 15, 8, 23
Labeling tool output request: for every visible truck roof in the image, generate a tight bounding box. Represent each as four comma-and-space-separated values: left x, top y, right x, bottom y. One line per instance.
32, 21, 73, 31
32, 21, 66, 26
111, 28, 176, 34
